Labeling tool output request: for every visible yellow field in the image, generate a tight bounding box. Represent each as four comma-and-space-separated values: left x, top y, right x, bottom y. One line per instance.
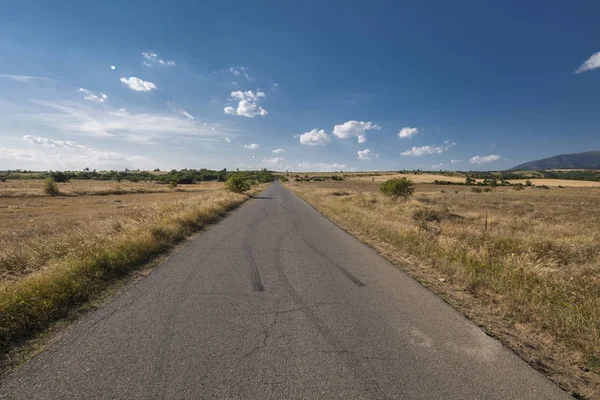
0, 179, 219, 198
286, 179, 600, 397
0, 180, 262, 361
508, 179, 600, 187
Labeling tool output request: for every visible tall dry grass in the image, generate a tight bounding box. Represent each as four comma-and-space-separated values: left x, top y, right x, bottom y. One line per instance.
288, 181, 600, 396
0, 185, 262, 352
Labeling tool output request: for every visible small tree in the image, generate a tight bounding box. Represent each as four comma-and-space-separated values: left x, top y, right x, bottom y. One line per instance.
226, 174, 251, 193
525, 179, 533, 187
465, 175, 475, 185
380, 177, 415, 200
44, 177, 59, 196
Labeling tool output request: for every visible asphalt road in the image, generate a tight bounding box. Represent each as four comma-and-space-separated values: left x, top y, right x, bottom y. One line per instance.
0, 181, 568, 399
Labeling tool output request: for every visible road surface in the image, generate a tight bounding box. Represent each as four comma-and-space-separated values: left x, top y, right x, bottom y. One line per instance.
0, 182, 568, 399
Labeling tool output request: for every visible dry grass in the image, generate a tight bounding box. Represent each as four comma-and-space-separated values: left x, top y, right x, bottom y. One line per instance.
287, 180, 600, 398
507, 179, 600, 187
0, 181, 264, 354
0, 179, 222, 198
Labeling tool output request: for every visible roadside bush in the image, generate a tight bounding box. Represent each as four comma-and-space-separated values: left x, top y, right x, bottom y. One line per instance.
44, 178, 59, 196
379, 177, 415, 200
331, 175, 344, 181
169, 180, 178, 189
226, 174, 252, 193
471, 187, 483, 193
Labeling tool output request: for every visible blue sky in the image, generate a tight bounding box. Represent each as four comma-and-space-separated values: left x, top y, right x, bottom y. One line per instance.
1, 1, 599, 172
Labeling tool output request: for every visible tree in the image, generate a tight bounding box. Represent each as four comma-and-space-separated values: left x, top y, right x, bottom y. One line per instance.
226, 174, 251, 193
465, 175, 475, 185
379, 177, 415, 200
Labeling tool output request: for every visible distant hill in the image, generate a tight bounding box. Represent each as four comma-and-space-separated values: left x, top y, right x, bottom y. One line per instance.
510, 151, 600, 171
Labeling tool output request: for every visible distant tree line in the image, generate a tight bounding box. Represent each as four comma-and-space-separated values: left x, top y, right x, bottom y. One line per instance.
0, 168, 275, 184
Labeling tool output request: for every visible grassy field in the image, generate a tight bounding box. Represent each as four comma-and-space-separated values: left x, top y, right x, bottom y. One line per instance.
0, 179, 219, 198
0, 179, 263, 363
286, 178, 600, 398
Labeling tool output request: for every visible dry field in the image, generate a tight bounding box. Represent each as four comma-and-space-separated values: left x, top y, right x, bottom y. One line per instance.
0, 179, 219, 198
286, 179, 600, 398
0, 180, 262, 361
507, 179, 600, 187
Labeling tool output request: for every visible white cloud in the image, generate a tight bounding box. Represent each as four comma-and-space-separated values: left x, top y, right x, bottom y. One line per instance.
142, 51, 176, 67
272, 148, 285, 154
401, 142, 456, 156
23, 135, 88, 150
228, 66, 252, 80
431, 163, 444, 169
224, 90, 267, 118
242, 143, 259, 149
120, 77, 157, 92
357, 149, 378, 160
17, 135, 151, 170
27, 101, 229, 143
575, 51, 600, 74
469, 155, 502, 164
110, 65, 117, 70
78, 88, 108, 103
297, 129, 330, 146
398, 127, 419, 139
451, 159, 463, 164
224, 137, 232, 143
260, 157, 286, 170
332, 120, 380, 143
297, 162, 352, 172
0, 74, 53, 83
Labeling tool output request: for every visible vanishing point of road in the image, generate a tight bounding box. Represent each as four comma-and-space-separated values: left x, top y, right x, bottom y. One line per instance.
0, 182, 568, 399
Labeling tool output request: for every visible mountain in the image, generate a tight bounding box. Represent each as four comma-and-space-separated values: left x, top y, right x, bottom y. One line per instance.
510, 151, 600, 171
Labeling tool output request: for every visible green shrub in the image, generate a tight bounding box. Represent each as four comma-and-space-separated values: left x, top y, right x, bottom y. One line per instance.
44, 178, 59, 196
226, 174, 251, 193
471, 187, 483, 193
169, 180, 178, 189
379, 177, 415, 200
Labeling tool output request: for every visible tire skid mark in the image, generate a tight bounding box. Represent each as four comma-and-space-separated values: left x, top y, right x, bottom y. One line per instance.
279, 192, 366, 287
272, 195, 382, 397
244, 241, 265, 292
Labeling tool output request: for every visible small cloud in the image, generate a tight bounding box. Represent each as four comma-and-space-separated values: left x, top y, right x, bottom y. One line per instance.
431, 163, 444, 169
401, 142, 456, 156
224, 137, 232, 143
142, 51, 176, 67
398, 127, 419, 139
332, 120, 380, 144
450, 159, 463, 164
575, 51, 600, 74
228, 66, 252, 80
120, 77, 157, 92
357, 149, 378, 160
224, 90, 267, 118
110, 65, 117, 70
242, 143, 259, 149
272, 148, 285, 154
23, 135, 89, 150
78, 88, 108, 103
469, 155, 502, 164
297, 129, 330, 146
